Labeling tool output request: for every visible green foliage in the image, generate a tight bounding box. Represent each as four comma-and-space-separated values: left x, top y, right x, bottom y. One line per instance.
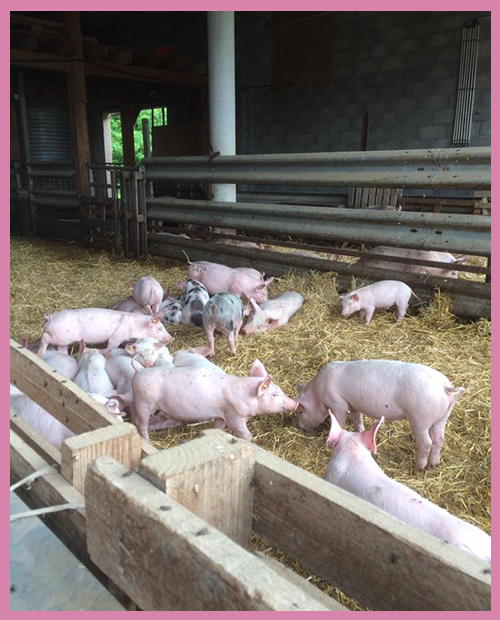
109, 107, 168, 165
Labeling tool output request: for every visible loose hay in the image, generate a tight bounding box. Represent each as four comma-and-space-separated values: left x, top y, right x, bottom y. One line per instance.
10, 236, 490, 610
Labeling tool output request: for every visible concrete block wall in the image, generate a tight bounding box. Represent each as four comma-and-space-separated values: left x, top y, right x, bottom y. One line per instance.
236, 11, 491, 156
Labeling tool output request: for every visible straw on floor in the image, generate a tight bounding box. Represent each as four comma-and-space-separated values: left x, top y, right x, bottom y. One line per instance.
10, 236, 490, 610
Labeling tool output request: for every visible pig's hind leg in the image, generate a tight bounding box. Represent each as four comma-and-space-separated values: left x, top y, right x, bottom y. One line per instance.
349, 410, 365, 432
408, 418, 433, 471
395, 300, 409, 322
427, 414, 449, 468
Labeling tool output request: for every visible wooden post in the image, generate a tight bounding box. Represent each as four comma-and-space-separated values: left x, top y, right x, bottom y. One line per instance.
63, 11, 91, 197
61, 423, 142, 495
136, 172, 149, 260
138, 431, 255, 547
120, 103, 136, 167
85, 456, 338, 611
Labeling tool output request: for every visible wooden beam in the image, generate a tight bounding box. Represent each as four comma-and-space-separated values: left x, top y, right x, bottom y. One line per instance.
85, 456, 336, 611
10, 31, 38, 51
10, 339, 121, 435
10, 48, 72, 73
10, 408, 61, 468
109, 49, 133, 65
63, 11, 91, 197
138, 431, 255, 546
238, 431, 491, 612
10, 339, 156, 458
61, 423, 142, 495
85, 61, 208, 87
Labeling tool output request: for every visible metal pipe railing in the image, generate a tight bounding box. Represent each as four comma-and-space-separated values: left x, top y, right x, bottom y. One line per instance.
146, 197, 491, 256
143, 147, 491, 189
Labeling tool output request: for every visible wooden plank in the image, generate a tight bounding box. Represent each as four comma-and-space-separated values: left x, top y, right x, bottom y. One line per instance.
254, 551, 344, 610
85, 60, 208, 86
109, 49, 133, 64
138, 432, 255, 546
137, 175, 149, 260
347, 187, 355, 208
85, 456, 334, 611
61, 423, 142, 495
10, 339, 156, 459
10, 339, 121, 436
84, 43, 109, 61
10, 408, 61, 468
10, 48, 72, 72
241, 432, 491, 611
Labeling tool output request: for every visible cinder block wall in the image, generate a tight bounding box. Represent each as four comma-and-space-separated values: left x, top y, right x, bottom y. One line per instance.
236, 11, 491, 155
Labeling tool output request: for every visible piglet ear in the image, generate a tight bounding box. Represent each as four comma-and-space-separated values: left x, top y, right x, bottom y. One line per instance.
264, 277, 275, 286
250, 358, 267, 377
78, 339, 86, 357
361, 416, 384, 454
295, 381, 307, 395
326, 410, 343, 448
267, 318, 280, 328
154, 341, 164, 350
257, 374, 274, 396
149, 311, 165, 324
351, 292, 359, 301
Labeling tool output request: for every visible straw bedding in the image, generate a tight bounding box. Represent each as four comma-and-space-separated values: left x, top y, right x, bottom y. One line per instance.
10, 236, 490, 610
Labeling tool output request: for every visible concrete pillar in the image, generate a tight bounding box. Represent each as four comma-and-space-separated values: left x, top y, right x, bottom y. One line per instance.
207, 11, 236, 202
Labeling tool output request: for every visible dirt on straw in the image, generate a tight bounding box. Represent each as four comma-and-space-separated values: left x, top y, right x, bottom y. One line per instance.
10, 236, 490, 610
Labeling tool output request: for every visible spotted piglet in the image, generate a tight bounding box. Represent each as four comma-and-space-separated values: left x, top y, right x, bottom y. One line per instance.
177, 279, 210, 327
160, 295, 185, 324
194, 293, 248, 357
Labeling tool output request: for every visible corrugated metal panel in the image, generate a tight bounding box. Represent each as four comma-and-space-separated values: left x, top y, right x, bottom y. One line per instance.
26, 106, 74, 162
25, 102, 75, 191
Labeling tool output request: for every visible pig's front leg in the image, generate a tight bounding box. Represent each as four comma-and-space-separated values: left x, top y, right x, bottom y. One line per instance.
213, 418, 226, 430
363, 307, 375, 325
225, 415, 253, 441
56, 345, 69, 355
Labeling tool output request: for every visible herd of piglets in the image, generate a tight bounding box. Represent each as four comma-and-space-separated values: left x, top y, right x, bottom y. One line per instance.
11, 248, 490, 563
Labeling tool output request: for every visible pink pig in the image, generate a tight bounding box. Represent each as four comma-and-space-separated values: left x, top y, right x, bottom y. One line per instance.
340, 280, 419, 325
242, 292, 304, 334
183, 255, 274, 303
295, 360, 465, 471
132, 276, 164, 315
112, 296, 148, 315
131, 358, 297, 442
362, 247, 468, 279
37, 308, 172, 356
324, 413, 491, 563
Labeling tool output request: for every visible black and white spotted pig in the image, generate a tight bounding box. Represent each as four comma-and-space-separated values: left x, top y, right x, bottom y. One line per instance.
178, 279, 210, 327
160, 296, 185, 324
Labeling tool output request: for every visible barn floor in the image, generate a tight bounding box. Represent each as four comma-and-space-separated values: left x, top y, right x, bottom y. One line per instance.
10, 492, 125, 611
10, 236, 491, 610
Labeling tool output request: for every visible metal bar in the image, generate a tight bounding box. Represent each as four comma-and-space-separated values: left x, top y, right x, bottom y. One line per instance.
146, 197, 491, 256
147, 236, 490, 319
155, 225, 488, 275
143, 147, 490, 189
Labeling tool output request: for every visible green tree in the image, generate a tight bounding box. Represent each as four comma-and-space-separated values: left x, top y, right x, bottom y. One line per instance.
109, 108, 168, 165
